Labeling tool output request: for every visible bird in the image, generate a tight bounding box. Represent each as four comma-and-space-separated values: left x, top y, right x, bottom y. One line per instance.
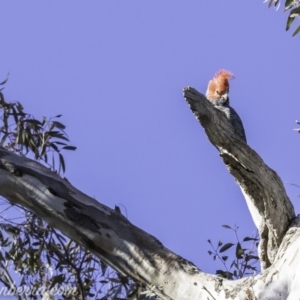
205, 70, 247, 142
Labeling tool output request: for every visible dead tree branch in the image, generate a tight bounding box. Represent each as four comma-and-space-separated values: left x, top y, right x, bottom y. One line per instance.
183, 86, 295, 269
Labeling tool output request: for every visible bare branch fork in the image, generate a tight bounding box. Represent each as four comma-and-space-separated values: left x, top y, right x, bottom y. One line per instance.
0, 87, 298, 299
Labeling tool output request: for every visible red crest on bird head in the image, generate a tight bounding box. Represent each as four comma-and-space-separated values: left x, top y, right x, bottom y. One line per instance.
206, 69, 235, 101
213, 69, 234, 81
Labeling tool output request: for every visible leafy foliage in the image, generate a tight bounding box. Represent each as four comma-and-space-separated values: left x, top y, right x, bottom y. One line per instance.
0, 76, 76, 174
266, 0, 300, 36
0, 208, 145, 299
208, 224, 259, 280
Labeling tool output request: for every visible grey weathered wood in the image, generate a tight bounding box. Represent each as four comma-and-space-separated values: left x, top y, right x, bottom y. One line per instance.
183, 86, 295, 269
0, 142, 299, 299
0, 147, 212, 299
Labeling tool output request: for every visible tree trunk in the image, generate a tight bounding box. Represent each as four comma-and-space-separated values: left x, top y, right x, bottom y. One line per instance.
0, 87, 297, 299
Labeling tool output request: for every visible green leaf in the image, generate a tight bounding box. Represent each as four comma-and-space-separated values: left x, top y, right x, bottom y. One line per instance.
48, 131, 69, 141
248, 255, 259, 261
218, 240, 223, 247
222, 255, 228, 261
0, 74, 9, 86
285, 0, 295, 10
23, 119, 42, 125
46, 253, 51, 266
52, 121, 66, 130
16, 102, 24, 114
50, 142, 59, 152
235, 242, 244, 259
222, 224, 232, 229
40, 144, 47, 157
100, 280, 109, 284
286, 16, 295, 31
292, 24, 300, 36
62, 145, 77, 151
21, 130, 27, 145
59, 153, 65, 173
268, 0, 279, 8
247, 265, 258, 271
3, 113, 8, 130
243, 237, 259, 242
219, 243, 234, 253
290, 6, 300, 17
49, 274, 65, 290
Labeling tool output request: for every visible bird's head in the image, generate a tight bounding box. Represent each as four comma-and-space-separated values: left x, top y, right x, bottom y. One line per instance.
205, 69, 234, 105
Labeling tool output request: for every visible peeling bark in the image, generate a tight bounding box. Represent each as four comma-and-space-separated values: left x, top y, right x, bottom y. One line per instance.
0, 86, 297, 299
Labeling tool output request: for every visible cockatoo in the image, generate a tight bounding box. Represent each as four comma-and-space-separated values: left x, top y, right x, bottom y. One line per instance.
205, 70, 246, 142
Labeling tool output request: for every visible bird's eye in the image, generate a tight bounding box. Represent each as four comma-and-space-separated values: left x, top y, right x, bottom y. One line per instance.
216, 90, 221, 95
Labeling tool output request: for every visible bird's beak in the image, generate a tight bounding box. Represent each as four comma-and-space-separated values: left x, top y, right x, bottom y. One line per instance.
221, 93, 229, 103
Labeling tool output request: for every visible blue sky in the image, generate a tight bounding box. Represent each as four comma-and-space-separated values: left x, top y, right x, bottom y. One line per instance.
1, 1, 300, 275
